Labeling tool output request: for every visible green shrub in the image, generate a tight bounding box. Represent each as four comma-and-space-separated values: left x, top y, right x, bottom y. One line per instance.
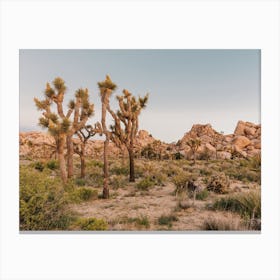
69, 187, 98, 203
20, 166, 71, 230
77, 218, 108, 230
110, 165, 129, 176
196, 189, 209, 200
34, 161, 44, 172
75, 178, 86, 186
136, 177, 155, 191
158, 214, 178, 228
128, 216, 150, 229
212, 190, 261, 219
89, 160, 104, 168
46, 160, 58, 170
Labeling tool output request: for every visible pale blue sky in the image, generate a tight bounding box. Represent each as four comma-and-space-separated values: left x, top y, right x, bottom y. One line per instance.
20, 49, 260, 143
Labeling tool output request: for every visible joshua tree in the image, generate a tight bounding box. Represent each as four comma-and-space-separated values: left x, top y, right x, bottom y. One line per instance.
108, 89, 149, 182
34, 77, 94, 183
34, 77, 70, 183
98, 75, 117, 198
186, 138, 201, 164
74, 123, 102, 178
66, 88, 94, 178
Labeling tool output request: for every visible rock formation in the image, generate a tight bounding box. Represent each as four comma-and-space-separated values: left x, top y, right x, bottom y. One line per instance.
19, 120, 261, 160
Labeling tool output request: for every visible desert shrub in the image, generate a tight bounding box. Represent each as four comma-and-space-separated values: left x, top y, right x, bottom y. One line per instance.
128, 216, 150, 229
89, 160, 104, 168
207, 173, 230, 194
158, 214, 178, 228
136, 177, 155, 191
202, 216, 247, 231
77, 217, 108, 230
88, 167, 104, 187
173, 152, 184, 160
172, 172, 193, 196
199, 168, 212, 176
149, 170, 168, 186
69, 187, 98, 203
225, 167, 260, 184
110, 175, 127, 189
46, 159, 58, 170
196, 189, 209, 200
212, 190, 261, 219
110, 164, 129, 176
34, 161, 44, 172
20, 166, 71, 230
75, 178, 86, 186
165, 165, 182, 177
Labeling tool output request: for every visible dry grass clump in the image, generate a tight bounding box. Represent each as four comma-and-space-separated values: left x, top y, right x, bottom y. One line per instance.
212, 190, 261, 220
207, 173, 230, 194
202, 214, 247, 231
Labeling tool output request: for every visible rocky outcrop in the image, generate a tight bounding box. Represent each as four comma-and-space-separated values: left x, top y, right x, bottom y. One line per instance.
177, 121, 261, 160
19, 120, 261, 160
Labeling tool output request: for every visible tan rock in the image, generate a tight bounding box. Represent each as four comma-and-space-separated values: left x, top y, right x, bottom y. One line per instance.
234, 121, 246, 135
217, 151, 231, 160
232, 136, 251, 149
244, 127, 256, 136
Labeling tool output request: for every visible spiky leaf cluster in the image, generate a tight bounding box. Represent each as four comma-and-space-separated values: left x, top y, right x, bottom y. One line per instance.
98, 75, 117, 96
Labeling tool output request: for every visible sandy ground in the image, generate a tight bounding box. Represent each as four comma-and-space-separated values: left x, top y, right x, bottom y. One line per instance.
70, 181, 251, 231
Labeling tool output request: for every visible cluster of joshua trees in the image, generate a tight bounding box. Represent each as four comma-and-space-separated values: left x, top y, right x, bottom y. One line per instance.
34, 76, 148, 198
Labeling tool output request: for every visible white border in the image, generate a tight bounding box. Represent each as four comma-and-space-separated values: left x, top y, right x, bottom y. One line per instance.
1, 1, 279, 280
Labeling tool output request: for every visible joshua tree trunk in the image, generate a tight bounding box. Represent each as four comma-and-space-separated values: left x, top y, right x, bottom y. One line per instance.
80, 155, 85, 178
67, 135, 74, 178
193, 151, 196, 164
128, 147, 135, 182
103, 138, 109, 198
57, 136, 67, 184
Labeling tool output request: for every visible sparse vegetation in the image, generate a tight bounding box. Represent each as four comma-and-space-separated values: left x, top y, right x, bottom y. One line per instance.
76, 217, 108, 230
20, 75, 261, 231
211, 190, 261, 219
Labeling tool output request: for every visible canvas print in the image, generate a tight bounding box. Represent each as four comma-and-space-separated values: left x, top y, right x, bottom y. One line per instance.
19, 50, 261, 231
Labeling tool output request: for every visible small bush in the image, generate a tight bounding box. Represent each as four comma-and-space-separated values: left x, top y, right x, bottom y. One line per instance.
133, 216, 150, 229
20, 166, 71, 230
75, 178, 86, 186
34, 161, 44, 172
207, 174, 230, 194
196, 189, 209, 200
77, 218, 108, 230
46, 160, 58, 170
110, 165, 129, 176
69, 187, 98, 203
212, 190, 261, 219
136, 177, 155, 191
110, 175, 127, 189
158, 214, 178, 228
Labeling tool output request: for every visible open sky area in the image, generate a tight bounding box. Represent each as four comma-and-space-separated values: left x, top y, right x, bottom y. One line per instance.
20, 49, 260, 143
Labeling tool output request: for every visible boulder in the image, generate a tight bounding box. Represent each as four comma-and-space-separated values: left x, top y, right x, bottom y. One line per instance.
217, 151, 231, 160
232, 136, 251, 150
234, 121, 246, 135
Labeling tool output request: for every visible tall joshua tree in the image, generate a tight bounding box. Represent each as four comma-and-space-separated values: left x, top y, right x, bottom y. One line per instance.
34, 77, 70, 183
98, 75, 117, 198
74, 123, 102, 178
187, 138, 201, 164
66, 88, 94, 178
34, 77, 94, 183
108, 89, 149, 182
